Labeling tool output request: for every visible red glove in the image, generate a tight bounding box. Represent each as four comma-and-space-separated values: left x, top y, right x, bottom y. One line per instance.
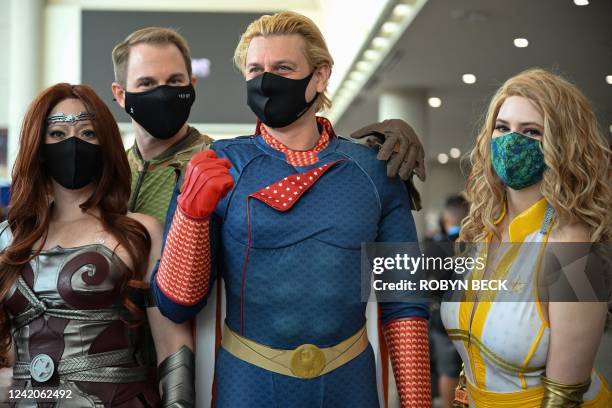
178, 150, 234, 219
156, 150, 233, 306
384, 317, 431, 407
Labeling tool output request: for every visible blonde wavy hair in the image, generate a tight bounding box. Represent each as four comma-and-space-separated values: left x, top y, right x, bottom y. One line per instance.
461, 68, 611, 243
233, 11, 334, 112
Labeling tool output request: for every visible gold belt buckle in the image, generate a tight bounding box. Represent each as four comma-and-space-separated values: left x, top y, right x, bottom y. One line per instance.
289, 344, 326, 379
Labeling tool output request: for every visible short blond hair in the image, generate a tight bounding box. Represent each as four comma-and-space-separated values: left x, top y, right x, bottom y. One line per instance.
112, 27, 192, 87
234, 11, 334, 112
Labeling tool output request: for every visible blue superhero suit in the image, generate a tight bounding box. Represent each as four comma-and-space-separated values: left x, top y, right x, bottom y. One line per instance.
152, 124, 428, 407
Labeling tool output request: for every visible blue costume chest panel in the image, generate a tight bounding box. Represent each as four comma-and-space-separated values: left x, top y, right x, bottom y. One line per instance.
212, 136, 418, 348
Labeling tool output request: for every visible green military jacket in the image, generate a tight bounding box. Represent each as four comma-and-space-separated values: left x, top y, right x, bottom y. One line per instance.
127, 127, 213, 223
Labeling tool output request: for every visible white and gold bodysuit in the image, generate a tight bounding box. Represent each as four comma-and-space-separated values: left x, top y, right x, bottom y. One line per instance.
441, 198, 609, 407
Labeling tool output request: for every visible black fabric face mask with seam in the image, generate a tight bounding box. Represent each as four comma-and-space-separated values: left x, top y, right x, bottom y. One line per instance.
124, 84, 196, 139
247, 72, 319, 129
42, 137, 103, 190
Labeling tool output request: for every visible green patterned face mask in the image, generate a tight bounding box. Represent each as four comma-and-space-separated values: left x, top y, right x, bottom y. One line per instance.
490, 132, 545, 190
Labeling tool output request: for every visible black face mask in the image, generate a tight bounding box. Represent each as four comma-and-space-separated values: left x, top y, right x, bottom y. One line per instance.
247, 72, 319, 129
124, 84, 196, 139
42, 137, 103, 190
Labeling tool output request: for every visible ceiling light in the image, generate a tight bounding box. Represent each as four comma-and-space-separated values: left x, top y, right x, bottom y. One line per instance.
438, 153, 449, 164
333, 88, 348, 98
349, 71, 367, 82
606, 75, 612, 85
573, 0, 589, 5
372, 36, 391, 49
428, 97, 442, 108
381, 22, 401, 35
363, 49, 381, 61
392, 4, 412, 18
334, 94, 348, 106
450, 148, 461, 158
462, 74, 477, 84
355, 60, 373, 71
513, 38, 529, 48
344, 80, 360, 91
191, 58, 211, 78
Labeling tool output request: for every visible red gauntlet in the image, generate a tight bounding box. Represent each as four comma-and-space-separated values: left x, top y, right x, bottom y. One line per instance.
156, 150, 234, 306
178, 150, 233, 219
384, 317, 431, 408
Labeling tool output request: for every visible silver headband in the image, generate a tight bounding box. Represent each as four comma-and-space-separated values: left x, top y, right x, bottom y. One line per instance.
46, 112, 96, 125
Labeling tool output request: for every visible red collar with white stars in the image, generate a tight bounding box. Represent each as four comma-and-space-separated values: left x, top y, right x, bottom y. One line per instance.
256, 116, 336, 166
250, 161, 342, 211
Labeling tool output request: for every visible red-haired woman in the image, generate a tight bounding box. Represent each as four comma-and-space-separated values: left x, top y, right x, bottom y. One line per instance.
0, 83, 193, 407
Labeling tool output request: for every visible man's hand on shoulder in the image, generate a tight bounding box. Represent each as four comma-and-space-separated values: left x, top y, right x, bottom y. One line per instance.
350, 119, 426, 182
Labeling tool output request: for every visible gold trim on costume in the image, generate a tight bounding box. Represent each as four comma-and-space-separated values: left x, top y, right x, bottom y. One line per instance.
447, 330, 545, 375
507, 198, 548, 243
221, 324, 368, 379
541, 375, 591, 408
467, 379, 544, 407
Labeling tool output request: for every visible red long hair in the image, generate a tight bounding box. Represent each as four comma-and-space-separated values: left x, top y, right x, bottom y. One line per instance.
0, 83, 151, 356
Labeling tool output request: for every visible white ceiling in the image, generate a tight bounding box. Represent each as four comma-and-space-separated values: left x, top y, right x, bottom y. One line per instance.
335, 0, 612, 159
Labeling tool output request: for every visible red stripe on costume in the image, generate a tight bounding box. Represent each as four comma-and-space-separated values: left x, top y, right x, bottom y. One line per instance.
239, 198, 253, 335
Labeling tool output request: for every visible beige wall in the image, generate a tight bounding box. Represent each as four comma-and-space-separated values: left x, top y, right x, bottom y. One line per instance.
0, 1, 9, 128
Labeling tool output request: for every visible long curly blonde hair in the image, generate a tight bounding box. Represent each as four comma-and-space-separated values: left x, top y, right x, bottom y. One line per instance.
460, 68, 611, 243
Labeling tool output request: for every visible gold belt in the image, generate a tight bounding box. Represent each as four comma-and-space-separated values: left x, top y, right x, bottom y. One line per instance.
221, 324, 368, 379
466, 381, 544, 408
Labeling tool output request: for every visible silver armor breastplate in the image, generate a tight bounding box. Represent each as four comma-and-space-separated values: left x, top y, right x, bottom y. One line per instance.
4, 244, 151, 407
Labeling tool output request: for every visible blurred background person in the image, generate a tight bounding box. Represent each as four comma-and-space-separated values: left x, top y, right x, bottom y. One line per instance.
426, 194, 468, 408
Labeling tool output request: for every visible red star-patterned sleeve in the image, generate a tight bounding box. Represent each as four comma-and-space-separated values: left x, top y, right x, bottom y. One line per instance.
156, 150, 233, 307
384, 317, 432, 407
155, 207, 212, 306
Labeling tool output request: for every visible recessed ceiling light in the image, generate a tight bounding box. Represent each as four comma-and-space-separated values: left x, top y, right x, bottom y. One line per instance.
574, 0, 589, 5
428, 97, 442, 108
334, 88, 347, 98
372, 36, 391, 49
344, 80, 359, 91
363, 49, 381, 61
462, 74, 477, 84
438, 153, 449, 164
450, 148, 461, 158
513, 38, 529, 48
381, 22, 401, 35
356, 60, 373, 71
349, 71, 367, 82
392, 4, 412, 18
606, 75, 612, 85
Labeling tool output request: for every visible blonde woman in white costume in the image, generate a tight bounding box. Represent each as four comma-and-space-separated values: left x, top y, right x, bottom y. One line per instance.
441, 68, 611, 407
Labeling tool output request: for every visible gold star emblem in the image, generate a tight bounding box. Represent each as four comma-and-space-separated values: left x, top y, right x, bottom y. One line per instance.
510, 280, 527, 293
